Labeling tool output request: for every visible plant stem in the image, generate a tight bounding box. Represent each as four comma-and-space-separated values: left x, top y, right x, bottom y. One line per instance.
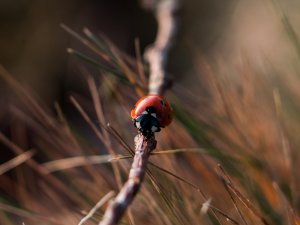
99, 134, 157, 225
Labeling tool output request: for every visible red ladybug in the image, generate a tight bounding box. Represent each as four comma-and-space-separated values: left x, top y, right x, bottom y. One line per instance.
131, 94, 172, 135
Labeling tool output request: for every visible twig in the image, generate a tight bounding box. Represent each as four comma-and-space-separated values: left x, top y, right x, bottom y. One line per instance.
99, 134, 157, 225
143, 0, 179, 95
99, 1, 178, 224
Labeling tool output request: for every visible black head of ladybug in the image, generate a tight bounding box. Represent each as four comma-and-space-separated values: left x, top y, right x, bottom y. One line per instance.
133, 106, 161, 136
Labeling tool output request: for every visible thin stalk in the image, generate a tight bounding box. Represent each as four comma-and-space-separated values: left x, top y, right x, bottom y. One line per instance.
99, 134, 156, 225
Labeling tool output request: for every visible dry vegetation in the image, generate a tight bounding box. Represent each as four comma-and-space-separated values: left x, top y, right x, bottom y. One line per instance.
1, 1, 300, 225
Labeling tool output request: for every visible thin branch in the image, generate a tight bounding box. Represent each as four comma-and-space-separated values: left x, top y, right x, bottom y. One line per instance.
99, 134, 157, 225
143, 0, 179, 95
99, 1, 179, 224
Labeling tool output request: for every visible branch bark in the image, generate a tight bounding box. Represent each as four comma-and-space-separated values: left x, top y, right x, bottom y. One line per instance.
143, 0, 179, 95
99, 1, 178, 224
99, 134, 157, 225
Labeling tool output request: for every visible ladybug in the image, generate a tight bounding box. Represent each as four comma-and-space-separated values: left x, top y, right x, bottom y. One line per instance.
131, 94, 172, 136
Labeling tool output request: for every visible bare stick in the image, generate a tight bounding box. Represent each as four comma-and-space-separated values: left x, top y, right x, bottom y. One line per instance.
99, 134, 156, 225
99, 1, 178, 224
143, 0, 179, 95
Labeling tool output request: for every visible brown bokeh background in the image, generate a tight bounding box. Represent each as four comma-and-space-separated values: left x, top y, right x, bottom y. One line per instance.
1, 1, 300, 224
2, 0, 298, 105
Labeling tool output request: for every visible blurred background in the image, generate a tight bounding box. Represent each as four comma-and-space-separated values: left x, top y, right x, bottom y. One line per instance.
2, 0, 299, 105
1, 0, 300, 224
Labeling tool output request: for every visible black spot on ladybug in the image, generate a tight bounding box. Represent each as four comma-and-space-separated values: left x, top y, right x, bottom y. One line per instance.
145, 106, 156, 114
160, 100, 166, 107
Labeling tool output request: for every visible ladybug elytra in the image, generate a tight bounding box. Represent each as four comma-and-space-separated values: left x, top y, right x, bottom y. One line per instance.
131, 94, 172, 135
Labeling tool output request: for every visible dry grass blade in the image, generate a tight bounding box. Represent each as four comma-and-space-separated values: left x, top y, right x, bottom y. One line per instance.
272, 182, 299, 225
0, 151, 35, 175
0, 132, 85, 206
70, 96, 104, 141
70, 95, 134, 160
220, 176, 248, 225
42, 155, 126, 173
0, 132, 48, 175
148, 161, 200, 191
79, 191, 115, 225
70, 95, 124, 154
66, 26, 145, 94
0, 203, 61, 225
151, 148, 207, 155
134, 38, 147, 87
273, 88, 297, 203
0, 66, 56, 130
218, 165, 270, 225
145, 168, 185, 225
148, 162, 239, 224
87, 75, 123, 183
106, 124, 135, 156
83, 27, 115, 62
70, 93, 137, 224
61, 24, 110, 61
112, 50, 145, 97
148, 162, 237, 224
67, 48, 124, 78
208, 205, 239, 225
87, 75, 136, 225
